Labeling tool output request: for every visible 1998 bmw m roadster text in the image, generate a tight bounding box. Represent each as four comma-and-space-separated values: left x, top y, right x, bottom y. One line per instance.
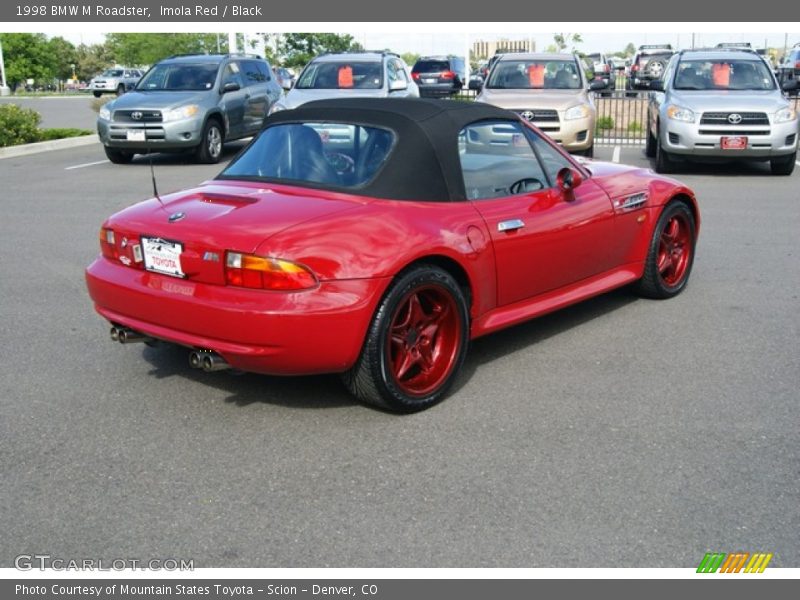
86, 98, 699, 412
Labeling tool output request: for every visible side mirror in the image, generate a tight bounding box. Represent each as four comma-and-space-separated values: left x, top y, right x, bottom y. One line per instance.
556, 167, 584, 193
781, 79, 798, 92
221, 81, 240, 94
649, 80, 665, 92
589, 79, 606, 91
389, 79, 408, 92
282, 81, 293, 91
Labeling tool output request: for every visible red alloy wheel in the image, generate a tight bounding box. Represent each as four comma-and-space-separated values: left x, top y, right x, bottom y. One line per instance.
657, 213, 692, 286
386, 285, 462, 397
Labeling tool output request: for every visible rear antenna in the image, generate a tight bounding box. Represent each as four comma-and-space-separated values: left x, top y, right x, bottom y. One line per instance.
147, 147, 164, 206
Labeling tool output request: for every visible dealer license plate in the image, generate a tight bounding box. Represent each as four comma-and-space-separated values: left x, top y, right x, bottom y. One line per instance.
423, 78, 436, 84
126, 130, 146, 142
141, 237, 184, 278
721, 136, 747, 150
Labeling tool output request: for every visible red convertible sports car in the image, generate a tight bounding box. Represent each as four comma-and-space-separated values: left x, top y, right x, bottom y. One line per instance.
86, 98, 699, 412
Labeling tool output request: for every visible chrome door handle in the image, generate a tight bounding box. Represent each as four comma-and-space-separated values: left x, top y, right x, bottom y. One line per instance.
497, 219, 525, 232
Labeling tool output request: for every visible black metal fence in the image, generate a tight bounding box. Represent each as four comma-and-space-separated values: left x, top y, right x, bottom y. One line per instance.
452, 88, 800, 146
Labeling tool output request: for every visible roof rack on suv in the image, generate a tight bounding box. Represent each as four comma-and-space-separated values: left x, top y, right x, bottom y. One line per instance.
715, 42, 752, 48
639, 44, 673, 50
165, 53, 263, 60
681, 47, 758, 54
318, 50, 400, 58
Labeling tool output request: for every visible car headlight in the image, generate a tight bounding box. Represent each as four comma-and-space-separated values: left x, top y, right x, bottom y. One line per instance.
162, 105, 200, 122
98, 106, 111, 120
564, 104, 590, 120
666, 104, 695, 123
268, 103, 287, 116
775, 107, 797, 123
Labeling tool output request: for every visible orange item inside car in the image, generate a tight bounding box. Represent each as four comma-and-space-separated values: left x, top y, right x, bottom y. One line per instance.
527, 64, 545, 87
712, 63, 730, 87
338, 66, 354, 88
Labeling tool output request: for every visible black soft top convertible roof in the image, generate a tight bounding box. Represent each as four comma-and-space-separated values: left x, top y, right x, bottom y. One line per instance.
261, 97, 521, 202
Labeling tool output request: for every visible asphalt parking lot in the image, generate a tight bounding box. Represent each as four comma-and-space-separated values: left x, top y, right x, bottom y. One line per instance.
1, 136, 798, 568
0, 95, 98, 130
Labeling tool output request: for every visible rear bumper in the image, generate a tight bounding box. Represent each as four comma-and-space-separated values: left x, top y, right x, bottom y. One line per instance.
85, 257, 388, 375
418, 83, 460, 96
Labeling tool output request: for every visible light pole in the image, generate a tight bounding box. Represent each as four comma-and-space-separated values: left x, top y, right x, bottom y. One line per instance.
0, 37, 11, 96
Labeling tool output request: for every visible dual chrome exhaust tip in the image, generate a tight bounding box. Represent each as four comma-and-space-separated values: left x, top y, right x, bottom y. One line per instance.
110, 326, 230, 372
109, 325, 154, 345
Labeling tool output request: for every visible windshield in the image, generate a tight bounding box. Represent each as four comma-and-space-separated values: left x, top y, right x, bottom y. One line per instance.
296, 62, 383, 90
674, 59, 775, 90
136, 63, 219, 91
220, 122, 395, 188
487, 59, 582, 89
101, 69, 124, 77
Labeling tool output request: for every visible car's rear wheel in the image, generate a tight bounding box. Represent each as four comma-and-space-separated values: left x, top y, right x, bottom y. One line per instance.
770, 151, 796, 176
93, 91, 102, 98
195, 119, 223, 164
104, 146, 134, 164
582, 145, 594, 158
343, 265, 469, 412
636, 201, 696, 299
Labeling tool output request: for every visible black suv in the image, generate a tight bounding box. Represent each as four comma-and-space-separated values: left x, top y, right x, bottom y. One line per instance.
411, 56, 466, 97
777, 43, 800, 96
627, 44, 675, 92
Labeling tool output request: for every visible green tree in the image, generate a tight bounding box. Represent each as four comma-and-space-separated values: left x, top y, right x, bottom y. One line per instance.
0, 33, 53, 90
553, 33, 583, 53
624, 42, 636, 57
105, 33, 228, 67
400, 52, 420, 68
47, 37, 78, 81
75, 43, 114, 81
281, 33, 362, 70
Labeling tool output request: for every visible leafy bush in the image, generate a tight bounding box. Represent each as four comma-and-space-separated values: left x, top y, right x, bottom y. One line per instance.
596, 116, 615, 131
91, 96, 112, 113
0, 104, 42, 147
627, 120, 643, 133
37, 128, 93, 141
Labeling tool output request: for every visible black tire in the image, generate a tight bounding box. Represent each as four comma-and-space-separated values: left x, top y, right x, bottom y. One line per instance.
93, 91, 102, 98
635, 201, 696, 299
654, 137, 673, 174
582, 145, 594, 158
645, 125, 656, 158
104, 146, 134, 164
195, 118, 224, 164
116, 84, 126, 96
770, 152, 796, 176
342, 265, 469, 413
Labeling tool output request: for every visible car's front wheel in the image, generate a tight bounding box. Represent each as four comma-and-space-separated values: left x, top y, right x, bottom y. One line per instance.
104, 146, 134, 164
770, 151, 796, 176
195, 119, 224, 164
654, 136, 673, 174
636, 200, 696, 299
343, 265, 469, 412
645, 125, 657, 157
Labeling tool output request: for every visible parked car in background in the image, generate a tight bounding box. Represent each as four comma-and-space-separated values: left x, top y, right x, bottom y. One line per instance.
585, 52, 617, 94
274, 67, 295, 90
270, 52, 418, 112
411, 56, 466, 97
468, 70, 485, 90
96, 54, 284, 164
628, 45, 675, 92
476, 52, 604, 156
776, 42, 800, 95
86, 97, 700, 412
88, 68, 143, 97
610, 56, 627, 71
647, 47, 798, 175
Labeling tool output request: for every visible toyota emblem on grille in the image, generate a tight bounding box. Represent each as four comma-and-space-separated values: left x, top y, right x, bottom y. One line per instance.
520, 110, 534, 121
728, 113, 743, 124
168, 212, 186, 223
131, 111, 143, 120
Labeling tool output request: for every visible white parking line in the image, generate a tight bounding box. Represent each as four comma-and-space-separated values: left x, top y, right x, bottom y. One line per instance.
612, 146, 621, 163
64, 159, 109, 170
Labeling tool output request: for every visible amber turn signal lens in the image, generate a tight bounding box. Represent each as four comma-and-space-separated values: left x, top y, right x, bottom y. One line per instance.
225, 252, 318, 291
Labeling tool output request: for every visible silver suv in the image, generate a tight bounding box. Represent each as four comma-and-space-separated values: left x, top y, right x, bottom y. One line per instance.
269, 52, 418, 113
97, 54, 284, 164
647, 48, 799, 175
88, 68, 143, 97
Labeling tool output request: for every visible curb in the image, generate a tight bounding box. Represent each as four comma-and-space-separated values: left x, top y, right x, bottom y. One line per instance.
0, 134, 99, 160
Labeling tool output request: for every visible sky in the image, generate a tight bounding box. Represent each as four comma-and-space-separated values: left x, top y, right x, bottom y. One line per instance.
47, 30, 800, 57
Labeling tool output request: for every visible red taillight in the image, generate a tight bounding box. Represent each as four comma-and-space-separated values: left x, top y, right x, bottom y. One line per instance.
631, 64, 639, 72
795, 61, 800, 69
225, 252, 318, 291
604, 64, 610, 73
441, 71, 456, 80
411, 72, 420, 81
99, 228, 118, 260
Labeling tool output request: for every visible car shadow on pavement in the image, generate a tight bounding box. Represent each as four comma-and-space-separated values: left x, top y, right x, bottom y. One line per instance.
139, 343, 358, 410
451, 287, 640, 395
127, 141, 250, 166
647, 158, 779, 177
